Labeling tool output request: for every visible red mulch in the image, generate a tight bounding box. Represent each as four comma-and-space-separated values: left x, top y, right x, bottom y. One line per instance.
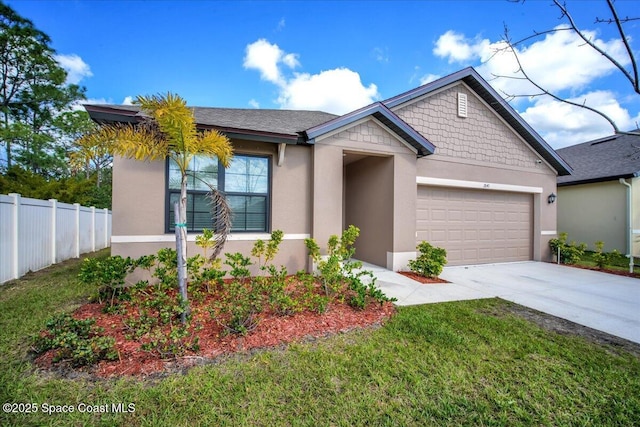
397, 271, 449, 284
34, 288, 395, 379
564, 263, 640, 279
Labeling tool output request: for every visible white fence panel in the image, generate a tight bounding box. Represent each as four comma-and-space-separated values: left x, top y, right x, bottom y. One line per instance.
0, 194, 112, 284
18, 197, 53, 278
0, 195, 15, 284
56, 203, 78, 262
95, 208, 109, 249
78, 206, 93, 254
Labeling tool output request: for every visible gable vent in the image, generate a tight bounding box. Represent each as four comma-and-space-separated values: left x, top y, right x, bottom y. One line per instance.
457, 93, 468, 118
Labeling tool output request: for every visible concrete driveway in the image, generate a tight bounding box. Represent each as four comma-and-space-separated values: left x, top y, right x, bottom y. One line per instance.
369, 262, 640, 344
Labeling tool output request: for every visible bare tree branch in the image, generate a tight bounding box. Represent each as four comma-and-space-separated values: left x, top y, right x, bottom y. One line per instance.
595, 17, 640, 24
604, 0, 639, 93
497, 36, 623, 133
497, 0, 639, 136
551, 0, 639, 95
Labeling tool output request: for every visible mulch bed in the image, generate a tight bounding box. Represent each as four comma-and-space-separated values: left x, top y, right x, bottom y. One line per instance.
33, 295, 395, 379
397, 271, 449, 284
562, 263, 640, 279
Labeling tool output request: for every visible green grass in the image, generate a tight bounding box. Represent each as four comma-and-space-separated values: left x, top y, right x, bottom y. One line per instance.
1, 251, 639, 426
577, 250, 640, 275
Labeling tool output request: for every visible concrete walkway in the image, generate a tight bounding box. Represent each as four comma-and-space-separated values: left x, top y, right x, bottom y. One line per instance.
366, 261, 640, 344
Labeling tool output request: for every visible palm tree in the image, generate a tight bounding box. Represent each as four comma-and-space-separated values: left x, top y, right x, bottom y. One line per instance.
79, 93, 233, 322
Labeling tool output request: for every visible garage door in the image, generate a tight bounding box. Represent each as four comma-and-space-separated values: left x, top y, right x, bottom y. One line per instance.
417, 187, 532, 265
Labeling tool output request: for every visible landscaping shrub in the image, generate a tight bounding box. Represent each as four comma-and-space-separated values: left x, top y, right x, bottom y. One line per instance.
549, 233, 587, 265
305, 225, 396, 309
78, 255, 136, 308
592, 241, 620, 269
408, 241, 447, 278
32, 313, 118, 367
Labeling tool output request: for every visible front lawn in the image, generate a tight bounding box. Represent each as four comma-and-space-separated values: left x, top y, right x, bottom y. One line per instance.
1, 250, 639, 426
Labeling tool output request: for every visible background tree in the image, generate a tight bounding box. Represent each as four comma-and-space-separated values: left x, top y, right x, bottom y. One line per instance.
68, 111, 112, 186
497, 0, 638, 135
0, 166, 112, 208
81, 93, 233, 322
0, 1, 86, 173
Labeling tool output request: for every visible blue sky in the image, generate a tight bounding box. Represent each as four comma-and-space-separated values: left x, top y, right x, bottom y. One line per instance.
7, 0, 640, 148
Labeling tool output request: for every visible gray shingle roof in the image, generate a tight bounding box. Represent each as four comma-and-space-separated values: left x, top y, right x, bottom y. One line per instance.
557, 133, 640, 185
83, 104, 337, 139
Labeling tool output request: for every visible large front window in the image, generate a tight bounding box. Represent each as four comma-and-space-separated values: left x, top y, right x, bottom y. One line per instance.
167, 154, 270, 232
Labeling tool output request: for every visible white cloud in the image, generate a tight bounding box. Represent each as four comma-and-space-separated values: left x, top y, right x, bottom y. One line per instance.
419, 74, 441, 85
248, 99, 260, 108
122, 96, 135, 105
85, 97, 109, 104
434, 26, 630, 98
243, 39, 299, 86
276, 18, 285, 32
432, 26, 637, 147
521, 91, 640, 148
278, 68, 379, 114
54, 53, 93, 85
244, 39, 379, 114
434, 31, 490, 63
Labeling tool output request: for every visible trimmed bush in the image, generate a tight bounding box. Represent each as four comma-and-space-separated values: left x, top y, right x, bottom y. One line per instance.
409, 241, 447, 278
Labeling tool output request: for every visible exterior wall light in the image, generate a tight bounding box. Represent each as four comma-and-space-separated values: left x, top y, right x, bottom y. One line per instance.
548, 193, 557, 204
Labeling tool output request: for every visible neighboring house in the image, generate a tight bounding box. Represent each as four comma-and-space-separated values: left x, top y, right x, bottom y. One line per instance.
557, 132, 640, 255
85, 67, 571, 272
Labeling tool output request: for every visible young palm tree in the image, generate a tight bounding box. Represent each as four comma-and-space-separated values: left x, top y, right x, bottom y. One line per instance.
80, 93, 233, 322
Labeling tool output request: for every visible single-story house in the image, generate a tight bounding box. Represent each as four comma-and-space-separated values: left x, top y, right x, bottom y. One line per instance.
85, 67, 571, 272
557, 132, 640, 255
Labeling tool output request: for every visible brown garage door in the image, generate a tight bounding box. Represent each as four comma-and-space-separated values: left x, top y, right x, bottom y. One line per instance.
417, 187, 532, 265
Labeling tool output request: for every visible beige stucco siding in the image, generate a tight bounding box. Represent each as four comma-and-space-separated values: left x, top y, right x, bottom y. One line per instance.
558, 180, 631, 254
112, 156, 166, 236
633, 177, 640, 257
345, 156, 394, 267
110, 139, 313, 274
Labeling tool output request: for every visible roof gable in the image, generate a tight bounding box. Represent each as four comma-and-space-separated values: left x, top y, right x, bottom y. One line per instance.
557, 133, 640, 185
383, 67, 572, 176
394, 84, 546, 170
303, 102, 435, 157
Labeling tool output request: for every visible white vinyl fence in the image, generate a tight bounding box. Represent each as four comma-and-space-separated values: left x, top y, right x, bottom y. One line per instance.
0, 193, 112, 284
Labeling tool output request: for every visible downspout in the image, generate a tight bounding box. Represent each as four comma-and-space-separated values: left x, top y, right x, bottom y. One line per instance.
619, 178, 634, 273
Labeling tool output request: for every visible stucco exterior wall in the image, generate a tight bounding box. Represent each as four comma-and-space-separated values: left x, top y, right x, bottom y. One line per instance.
557, 181, 629, 253
394, 82, 559, 262
110, 139, 313, 274
315, 118, 418, 269
344, 156, 394, 267
632, 177, 640, 257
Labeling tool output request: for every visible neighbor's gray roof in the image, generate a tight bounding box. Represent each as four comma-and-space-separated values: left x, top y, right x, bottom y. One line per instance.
557, 133, 640, 185
83, 104, 337, 143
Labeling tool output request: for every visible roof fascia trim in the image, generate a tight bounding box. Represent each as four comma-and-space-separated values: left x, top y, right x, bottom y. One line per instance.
559, 172, 640, 187
85, 105, 298, 145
